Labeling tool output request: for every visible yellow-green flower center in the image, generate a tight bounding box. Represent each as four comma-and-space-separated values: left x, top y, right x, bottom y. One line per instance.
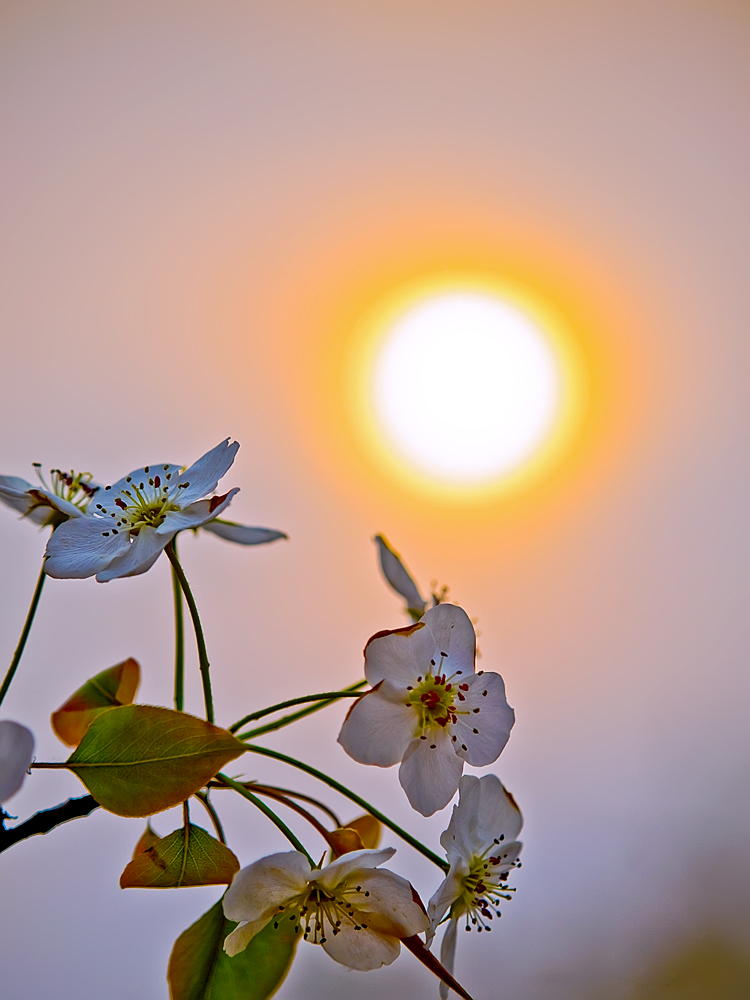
452, 849, 517, 933
94, 467, 185, 535
405, 661, 470, 735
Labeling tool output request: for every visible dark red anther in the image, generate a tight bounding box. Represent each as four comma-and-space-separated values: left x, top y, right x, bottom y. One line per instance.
153, 475, 160, 488
115, 498, 127, 510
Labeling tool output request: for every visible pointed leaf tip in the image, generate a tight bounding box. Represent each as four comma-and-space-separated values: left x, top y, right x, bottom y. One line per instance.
132, 823, 161, 858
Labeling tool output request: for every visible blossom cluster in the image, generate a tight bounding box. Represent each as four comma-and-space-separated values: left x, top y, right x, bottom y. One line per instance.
0, 440, 524, 998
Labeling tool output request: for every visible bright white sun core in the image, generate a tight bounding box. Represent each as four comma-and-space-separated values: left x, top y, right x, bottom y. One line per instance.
372, 290, 563, 485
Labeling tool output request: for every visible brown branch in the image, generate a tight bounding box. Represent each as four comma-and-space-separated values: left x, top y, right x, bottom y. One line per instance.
0, 795, 99, 854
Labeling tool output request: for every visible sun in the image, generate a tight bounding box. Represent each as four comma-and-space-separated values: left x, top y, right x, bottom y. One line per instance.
352, 278, 584, 498
372, 290, 562, 484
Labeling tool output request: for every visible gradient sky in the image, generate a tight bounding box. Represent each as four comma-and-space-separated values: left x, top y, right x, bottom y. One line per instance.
1, 3, 749, 999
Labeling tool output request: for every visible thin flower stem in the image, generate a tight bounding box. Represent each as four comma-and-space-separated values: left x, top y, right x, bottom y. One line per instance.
0, 562, 46, 708
170, 537, 185, 712
231, 682, 366, 737
241, 744, 449, 873
215, 782, 332, 842
229, 683, 365, 733
253, 785, 342, 827
207, 779, 342, 826
216, 772, 314, 866
194, 791, 226, 844
165, 543, 213, 723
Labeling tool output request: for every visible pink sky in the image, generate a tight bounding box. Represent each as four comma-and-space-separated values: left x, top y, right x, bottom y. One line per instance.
1, 3, 749, 998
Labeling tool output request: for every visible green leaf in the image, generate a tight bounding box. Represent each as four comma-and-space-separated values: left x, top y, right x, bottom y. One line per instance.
65, 705, 245, 817
120, 824, 239, 888
168, 899, 297, 1000
51, 657, 140, 746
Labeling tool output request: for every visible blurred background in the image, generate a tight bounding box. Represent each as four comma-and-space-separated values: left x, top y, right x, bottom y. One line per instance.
1, 2, 749, 998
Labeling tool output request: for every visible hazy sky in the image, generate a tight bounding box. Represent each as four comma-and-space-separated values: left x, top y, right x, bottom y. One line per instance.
1, 3, 749, 999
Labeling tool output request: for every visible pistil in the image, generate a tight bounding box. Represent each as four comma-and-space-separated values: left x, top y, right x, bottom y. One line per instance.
406, 654, 471, 735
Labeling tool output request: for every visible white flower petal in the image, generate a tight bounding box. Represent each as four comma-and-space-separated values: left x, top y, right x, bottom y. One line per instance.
95, 527, 169, 582
441, 775, 523, 865
338, 687, 415, 767
438, 918, 459, 1000
155, 489, 240, 534
44, 516, 129, 579
224, 917, 275, 957
349, 868, 429, 937
427, 871, 465, 936
473, 775, 523, 845
374, 535, 426, 613
0, 475, 34, 494
322, 923, 401, 971
101, 462, 182, 503
28, 489, 86, 520
399, 730, 464, 816
440, 777, 485, 861
25, 506, 56, 526
201, 519, 288, 545
421, 604, 476, 678
176, 439, 239, 504
223, 851, 311, 925
491, 839, 523, 875
453, 672, 514, 766
0, 721, 35, 802
0, 477, 36, 516
364, 622, 437, 688
314, 848, 396, 890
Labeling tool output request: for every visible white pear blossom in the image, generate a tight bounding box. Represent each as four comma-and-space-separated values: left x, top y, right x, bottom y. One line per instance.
427, 775, 522, 999
0, 466, 99, 527
338, 604, 515, 816
223, 847, 429, 971
44, 440, 240, 582
0, 721, 35, 803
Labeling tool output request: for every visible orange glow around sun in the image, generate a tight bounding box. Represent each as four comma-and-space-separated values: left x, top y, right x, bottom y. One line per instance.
228, 211, 650, 543
346, 272, 588, 503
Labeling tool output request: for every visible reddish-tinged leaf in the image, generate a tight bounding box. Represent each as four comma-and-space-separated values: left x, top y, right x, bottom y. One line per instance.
51, 658, 140, 746
121, 824, 239, 888
133, 823, 161, 857
168, 899, 297, 1000
328, 827, 364, 858
65, 705, 246, 817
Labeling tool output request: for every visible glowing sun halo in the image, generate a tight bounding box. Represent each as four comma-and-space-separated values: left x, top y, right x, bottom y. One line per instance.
372, 290, 563, 486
